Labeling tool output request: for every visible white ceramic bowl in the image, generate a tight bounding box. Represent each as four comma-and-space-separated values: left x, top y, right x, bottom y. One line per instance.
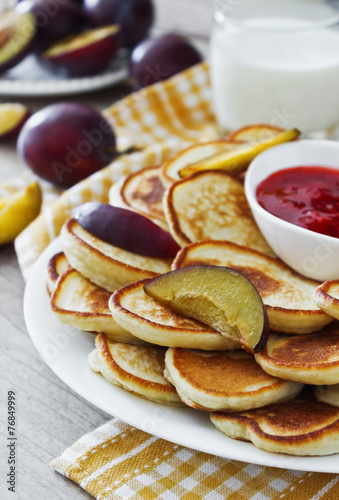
244, 140, 339, 282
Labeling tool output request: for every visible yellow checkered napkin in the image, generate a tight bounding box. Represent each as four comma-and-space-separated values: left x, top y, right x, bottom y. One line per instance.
51, 419, 338, 500
12, 62, 338, 498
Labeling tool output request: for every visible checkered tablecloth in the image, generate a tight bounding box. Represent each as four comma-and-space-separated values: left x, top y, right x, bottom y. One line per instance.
50, 419, 338, 500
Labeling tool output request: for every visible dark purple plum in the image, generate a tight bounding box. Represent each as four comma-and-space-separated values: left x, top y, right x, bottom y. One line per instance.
129, 34, 202, 87
40, 25, 122, 77
83, 0, 154, 48
16, 0, 84, 52
0, 11, 36, 73
74, 202, 181, 258
17, 102, 117, 188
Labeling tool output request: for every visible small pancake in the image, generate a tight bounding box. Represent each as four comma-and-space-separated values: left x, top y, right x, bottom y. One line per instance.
91, 333, 183, 406
211, 390, 339, 456
61, 218, 172, 292
314, 280, 339, 320
161, 140, 241, 187
255, 323, 339, 385
88, 349, 101, 372
163, 170, 273, 255
165, 348, 302, 411
109, 279, 241, 350
47, 251, 70, 295
173, 240, 332, 334
50, 268, 145, 344
109, 166, 168, 230
315, 384, 339, 407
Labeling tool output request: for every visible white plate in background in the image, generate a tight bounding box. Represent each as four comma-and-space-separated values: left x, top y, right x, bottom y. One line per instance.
0, 54, 128, 97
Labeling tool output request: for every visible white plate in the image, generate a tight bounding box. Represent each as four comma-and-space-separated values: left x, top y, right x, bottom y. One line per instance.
0, 54, 128, 97
24, 238, 339, 474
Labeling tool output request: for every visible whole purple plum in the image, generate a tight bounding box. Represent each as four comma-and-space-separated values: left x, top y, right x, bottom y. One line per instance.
129, 34, 203, 87
17, 102, 117, 188
16, 0, 83, 52
83, 0, 154, 48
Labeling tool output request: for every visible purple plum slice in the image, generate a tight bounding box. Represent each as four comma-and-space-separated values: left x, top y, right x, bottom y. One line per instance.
74, 202, 181, 258
144, 265, 269, 353
0, 11, 35, 73
40, 24, 122, 77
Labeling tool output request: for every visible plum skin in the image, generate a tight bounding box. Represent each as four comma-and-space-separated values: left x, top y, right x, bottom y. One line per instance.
129, 34, 203, 87
74, 202, 181, 258
83, 0, 154, 48
17, 102, 117, 188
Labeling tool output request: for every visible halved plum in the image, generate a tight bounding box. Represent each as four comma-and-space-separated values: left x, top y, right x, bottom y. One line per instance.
0, 103, 31, 141
144, 265, 269, 353
40, 24, 122, 77
0, 11, 35, 73
74, 202, 181, 258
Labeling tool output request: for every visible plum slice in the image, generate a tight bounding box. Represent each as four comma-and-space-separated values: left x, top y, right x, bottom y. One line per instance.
179, 128, 301, 177
74, 202, 181, 258
0, 11, 35, 73
0, 103, 31, 140
144, 265, 269, 353
40, 25, 122, 77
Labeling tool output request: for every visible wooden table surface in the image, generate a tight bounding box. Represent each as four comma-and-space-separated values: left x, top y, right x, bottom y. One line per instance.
0, 1, 212, 499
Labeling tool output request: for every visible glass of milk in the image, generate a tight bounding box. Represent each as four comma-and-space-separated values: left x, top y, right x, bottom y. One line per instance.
210, 0, 339, 134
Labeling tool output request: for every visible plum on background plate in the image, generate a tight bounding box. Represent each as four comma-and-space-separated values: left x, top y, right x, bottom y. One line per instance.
74, 202, 181, 258
144, 265, 269, 353
16, 0, 83, 52
129, 33, 202, 87
0, 103, 31, 141
0, 11, 36, 73
17, 102, 117, 188
40, 24, 122, 77
83, 0, 154, 48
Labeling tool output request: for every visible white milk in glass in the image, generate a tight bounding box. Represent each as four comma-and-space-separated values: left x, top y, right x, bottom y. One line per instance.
210, 17, 339, 132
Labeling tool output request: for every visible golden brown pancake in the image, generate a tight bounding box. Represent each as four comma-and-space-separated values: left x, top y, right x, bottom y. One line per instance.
314, 280, 339, 320
173, 240, 332, 334
315, 384, 339, 407
90, 333, 183, 406
164, 348, 303, 411
47, 251, 70, 295
163, 170, 273, 255
255, 322, 339, 385
109, 279, 241, 350
61, 218, 172, 292
109, 166, 168, 230
211, 389, 339, 455
50, 268, 146, 344
161, 140, 241, 186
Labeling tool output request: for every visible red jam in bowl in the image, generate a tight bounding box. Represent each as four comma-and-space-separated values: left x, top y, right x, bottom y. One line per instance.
256, 166, 339, 238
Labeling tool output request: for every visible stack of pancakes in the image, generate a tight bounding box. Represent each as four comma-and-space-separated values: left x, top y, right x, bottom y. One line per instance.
48, 131, 339, 457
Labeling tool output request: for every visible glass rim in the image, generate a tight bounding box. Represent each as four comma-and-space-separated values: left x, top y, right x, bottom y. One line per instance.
214, 0, 339, 32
